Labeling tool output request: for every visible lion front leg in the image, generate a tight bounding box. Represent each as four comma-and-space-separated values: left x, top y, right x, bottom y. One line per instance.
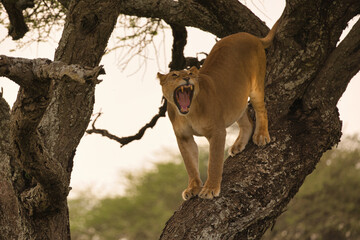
176, 135, 203, 200
199, 130, 226, 199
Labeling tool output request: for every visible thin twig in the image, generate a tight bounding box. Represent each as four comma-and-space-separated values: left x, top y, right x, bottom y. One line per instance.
86, 98, 167, 147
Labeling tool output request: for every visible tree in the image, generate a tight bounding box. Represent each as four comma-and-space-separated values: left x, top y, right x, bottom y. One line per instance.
0, 0, 359, 239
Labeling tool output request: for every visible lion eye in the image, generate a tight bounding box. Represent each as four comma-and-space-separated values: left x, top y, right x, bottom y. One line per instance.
189, 72, 193, 76
172, 73, 178, 77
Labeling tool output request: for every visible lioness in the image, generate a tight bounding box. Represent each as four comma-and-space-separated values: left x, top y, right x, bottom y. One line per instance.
157, 21, 279, 200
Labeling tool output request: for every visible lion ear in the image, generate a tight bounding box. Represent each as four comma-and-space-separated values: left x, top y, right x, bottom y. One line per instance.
157, 72, 166, 84
189, 66, 199, 74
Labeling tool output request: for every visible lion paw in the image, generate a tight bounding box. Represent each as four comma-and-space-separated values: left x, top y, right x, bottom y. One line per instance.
198, 184, 220, 200
253, 130, 270, 146
182, 186, 202, 201
228, 143, 246, 156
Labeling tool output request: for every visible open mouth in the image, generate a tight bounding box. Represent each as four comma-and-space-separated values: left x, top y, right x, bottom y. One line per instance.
174, 84, 194, 114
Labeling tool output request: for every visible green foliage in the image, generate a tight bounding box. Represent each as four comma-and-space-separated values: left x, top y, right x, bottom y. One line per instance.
263, 136, 360, 240
69, 148, 209, 240
70, 137, 360, 240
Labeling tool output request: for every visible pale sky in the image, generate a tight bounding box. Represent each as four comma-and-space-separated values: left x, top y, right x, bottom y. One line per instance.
0, 1, 359, 198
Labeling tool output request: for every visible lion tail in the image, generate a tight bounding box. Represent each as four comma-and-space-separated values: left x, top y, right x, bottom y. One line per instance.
260, 19, 280, 49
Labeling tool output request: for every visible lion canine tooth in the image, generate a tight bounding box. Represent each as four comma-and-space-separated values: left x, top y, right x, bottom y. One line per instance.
181, 86, 184, 92
190, 85, 193, 91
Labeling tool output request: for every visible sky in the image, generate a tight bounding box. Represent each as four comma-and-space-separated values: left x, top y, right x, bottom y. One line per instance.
0, 1, 359, 198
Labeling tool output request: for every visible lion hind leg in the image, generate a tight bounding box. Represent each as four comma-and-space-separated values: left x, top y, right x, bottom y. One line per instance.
228, 109, 254, 156
250, 89, 270, 146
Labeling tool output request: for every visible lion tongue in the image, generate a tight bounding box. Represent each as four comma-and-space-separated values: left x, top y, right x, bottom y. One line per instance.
178, 91, 190, 111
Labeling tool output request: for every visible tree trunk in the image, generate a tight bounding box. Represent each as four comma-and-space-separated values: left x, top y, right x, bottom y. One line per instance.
0, 0, 118, 239
0, 0, 359, 239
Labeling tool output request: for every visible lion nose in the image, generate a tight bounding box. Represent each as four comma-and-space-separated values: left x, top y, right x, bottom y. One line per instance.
183, 77, 190, 81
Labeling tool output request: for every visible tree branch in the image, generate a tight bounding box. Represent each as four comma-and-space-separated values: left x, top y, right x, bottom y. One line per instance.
86, 99, 167, 147
168, 24, 187, 71
303, 18, 360, 112
194, 0, 268, 36
1, 0, 34, 40
0, 55, 104, 91
117, 0, 267, 38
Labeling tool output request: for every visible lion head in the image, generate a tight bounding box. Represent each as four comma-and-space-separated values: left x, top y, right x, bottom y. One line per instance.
157, 66, 199, 115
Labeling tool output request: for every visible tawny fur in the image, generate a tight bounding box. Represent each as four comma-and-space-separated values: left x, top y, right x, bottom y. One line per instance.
157, 20, 279, 200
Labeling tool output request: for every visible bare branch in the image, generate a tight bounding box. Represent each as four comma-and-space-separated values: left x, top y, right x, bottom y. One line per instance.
108, 17, 164, 71
0, 55, 104, 91
86, 99, 167, 147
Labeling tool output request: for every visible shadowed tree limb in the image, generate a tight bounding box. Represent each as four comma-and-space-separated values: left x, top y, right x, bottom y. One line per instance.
168, 23, 187, 71
194, 0, 268, 36
1, 0, 34, 39
117, 0, 267, 38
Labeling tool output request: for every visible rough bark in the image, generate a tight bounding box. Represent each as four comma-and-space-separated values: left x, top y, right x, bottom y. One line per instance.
0, 0, 118, 239
0, 0, 359, 239
0, 56, 103, 208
